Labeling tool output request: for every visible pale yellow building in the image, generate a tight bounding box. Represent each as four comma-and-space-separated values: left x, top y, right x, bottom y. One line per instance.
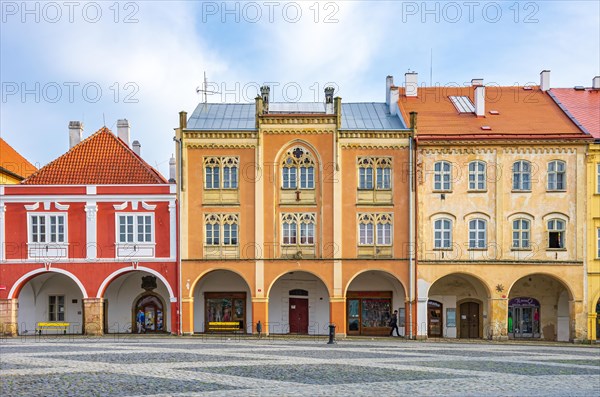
0, 137, 36, 184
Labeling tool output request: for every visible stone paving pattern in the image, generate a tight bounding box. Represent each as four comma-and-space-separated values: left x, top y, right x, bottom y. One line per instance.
1, 336, 599, 396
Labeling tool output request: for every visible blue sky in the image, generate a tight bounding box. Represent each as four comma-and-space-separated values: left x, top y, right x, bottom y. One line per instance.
1, 1, 599, 177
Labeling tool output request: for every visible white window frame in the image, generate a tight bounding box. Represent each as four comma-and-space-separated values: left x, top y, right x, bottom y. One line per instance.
547, 160, 566, 191
358, 157, 392, 191
468, 218, 487, 249
281, 213, 316, 246
547, 218, 566, 249
204, 157, 239, 190
48, 295, 65, 322
468, 161, 486, 191
204, 214, 240, 247
513, 160, 531, 191
358, 166, 374, 189
27, 213, 68, 259
433, 161, 452, 191
433, 218, 452, 249
512, 218, 531, 249
281, 147, 315, 190
358, 213, 393, 247
115, 213, 156, 258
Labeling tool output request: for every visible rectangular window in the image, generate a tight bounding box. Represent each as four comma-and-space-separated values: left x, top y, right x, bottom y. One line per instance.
118, 214, 153, 243
434, 219, 452, 249
48, 295, 65, 322
205, 166, 220, 189
468, 161, 486, 191
282, 222, 297, 245
223, 166, 238, 189
359, 167, 373, 189
223, 223, 238, 245
300, 222, 315, 245
434, 162, 451, 191
206, 223, 220, 245
359, 223, 374, 245
283, 167, 297, 189
376, 168, 391, 190
377, 223, 392, 245
30, 214, 66, 244
299, 166, 315, 189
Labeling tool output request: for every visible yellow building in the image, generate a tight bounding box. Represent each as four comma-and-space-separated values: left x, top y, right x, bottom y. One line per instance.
0, 137, 36, 184
550, 80, 600, 341
175, 81, 416, 336
399, 71, 592, 341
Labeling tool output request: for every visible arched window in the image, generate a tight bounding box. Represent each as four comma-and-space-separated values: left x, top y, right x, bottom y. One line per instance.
205, 214, 239, 246
513, 160, 531, 191
433, 218, 452, 249
433, 161, 452, 191
547, 219, 566, 249
468, 218, 487, 249
358, 157, 392, 190
358, 213, 393, 246
468, 161, 486, 191
282, 147, 315, 190
281, 213, 315, 245
547, 160, 566, 191
512, 219, 530, 249
204, 157, 239, 189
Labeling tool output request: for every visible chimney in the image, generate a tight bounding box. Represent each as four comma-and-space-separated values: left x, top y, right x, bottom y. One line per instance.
471, 78, 484, 87
540, 70, 550, 91
117, 119, 130, 146
132, 140, 141, 156
389, 87, 399, 115
324, 86, 334, 114
593, 76, 600, 89
260, 85, 270, 113
385, 75, 394, 105
169, 154, 176, 183
474, 85, 485, 117
68, 121, 83, 148
405, 72, 418, 97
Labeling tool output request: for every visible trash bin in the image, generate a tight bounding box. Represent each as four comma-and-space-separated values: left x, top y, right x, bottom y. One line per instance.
328, 324, 336, 344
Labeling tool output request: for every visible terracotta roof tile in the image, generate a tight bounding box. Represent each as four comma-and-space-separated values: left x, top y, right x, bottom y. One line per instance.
549, 88, 600, 139
22, 127, 167, 185
0, 137, 37, 179
397, 85, 588, 140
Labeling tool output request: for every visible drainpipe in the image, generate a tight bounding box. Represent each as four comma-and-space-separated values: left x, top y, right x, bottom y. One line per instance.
173, 135, 183, 335
408, 112, 417, 339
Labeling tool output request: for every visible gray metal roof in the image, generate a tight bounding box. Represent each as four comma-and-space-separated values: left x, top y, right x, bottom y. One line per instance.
341, 103, 406, 130
186, 102, 406, 130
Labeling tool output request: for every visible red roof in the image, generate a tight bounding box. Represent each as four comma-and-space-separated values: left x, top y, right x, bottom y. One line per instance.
23, 127, 167, 185
397, 85, 589, 141
0, 137, 37, 179
549, 88, 600, 139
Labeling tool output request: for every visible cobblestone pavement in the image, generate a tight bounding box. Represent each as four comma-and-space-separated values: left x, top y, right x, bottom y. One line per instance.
1, 335, 599, 396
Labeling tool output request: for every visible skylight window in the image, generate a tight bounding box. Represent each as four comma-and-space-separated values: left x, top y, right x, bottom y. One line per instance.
449, 96, 475, 113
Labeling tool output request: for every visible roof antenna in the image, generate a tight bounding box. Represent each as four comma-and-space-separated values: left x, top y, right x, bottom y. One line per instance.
196, 71, 220, 109
103, 113, 106, 127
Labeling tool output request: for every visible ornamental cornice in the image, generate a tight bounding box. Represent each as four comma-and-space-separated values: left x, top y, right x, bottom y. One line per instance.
262, 129, 334, 135
419, 147, 496, 155
417, 139, 587, 146
502, 147, 577, 155
186, 143, 256, 149
183, 131, 258, 139
259, 116, 336, 125
339, 131, 412, 139
341, 144, 408, 150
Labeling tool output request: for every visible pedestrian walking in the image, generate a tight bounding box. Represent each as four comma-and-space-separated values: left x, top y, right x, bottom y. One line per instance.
136, 309, 145, 334
256, 320, 262, 338
389, 310, 400, 337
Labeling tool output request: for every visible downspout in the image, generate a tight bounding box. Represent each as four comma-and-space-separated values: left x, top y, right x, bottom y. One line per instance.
174, 111, 186, 335
408, 112, 417, 339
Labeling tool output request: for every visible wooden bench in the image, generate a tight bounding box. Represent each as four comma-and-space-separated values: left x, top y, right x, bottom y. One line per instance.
207, 321, 241, 332
36, 322, 70, 335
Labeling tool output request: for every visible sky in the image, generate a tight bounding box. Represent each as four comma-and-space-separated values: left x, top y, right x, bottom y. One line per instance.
1, 1, 599, 177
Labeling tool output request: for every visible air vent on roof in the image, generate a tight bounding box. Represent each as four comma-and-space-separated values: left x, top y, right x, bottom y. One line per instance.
449, 96, 475, 113
523, 86, 533, 91
481, 126, 492, 131
489, 110, 500, 115
574, 86, 585, 91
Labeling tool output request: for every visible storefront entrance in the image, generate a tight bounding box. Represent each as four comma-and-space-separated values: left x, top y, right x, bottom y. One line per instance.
289, 297, 309, 334
204, 292, 246, 333
346, 291, 393, 336
508, 297, 540, 338
459, 302, 480, 338
134, 294, 165, 333
428, 300, 443, 337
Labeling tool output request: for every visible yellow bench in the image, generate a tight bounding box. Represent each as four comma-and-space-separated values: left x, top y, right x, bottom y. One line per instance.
36, 322, 70, 335
207, 321, 241, 332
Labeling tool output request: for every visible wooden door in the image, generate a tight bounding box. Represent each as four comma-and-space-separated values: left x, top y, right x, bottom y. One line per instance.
459, 302, 480, 338
289, 298, 308, 334
427, 301, 443, 337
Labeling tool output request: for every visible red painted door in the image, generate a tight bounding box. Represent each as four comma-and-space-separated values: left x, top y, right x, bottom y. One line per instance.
289, 298, 308, 334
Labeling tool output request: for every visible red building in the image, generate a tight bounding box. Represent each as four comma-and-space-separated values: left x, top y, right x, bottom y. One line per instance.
0, 121, 178, 335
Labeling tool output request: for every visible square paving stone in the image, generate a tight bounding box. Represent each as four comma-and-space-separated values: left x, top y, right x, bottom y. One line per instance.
413, 360, 600, 376
59, 352, 253, 364
186, 364, 462, 384
0, 372, 239, 397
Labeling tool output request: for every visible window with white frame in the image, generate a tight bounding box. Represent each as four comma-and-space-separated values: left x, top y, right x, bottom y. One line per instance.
358, 157, 392, 190
204, 157, 239, 189
513, 160, 531, 191
512, 219, 531, 249
281, 147, 315, 190
281, 213, 315, 245
48, 295, 65, 322
30, 214, 66, 244
358, 213, 393, 246
434, 218, 452, 249
118, 214, 153, 243
547, 160, 566, 191
205, 214, 239, 246
468, 219, 487, 249
433, 161, 452, 191
547, 219, 566, 249
468, 161, 486, 191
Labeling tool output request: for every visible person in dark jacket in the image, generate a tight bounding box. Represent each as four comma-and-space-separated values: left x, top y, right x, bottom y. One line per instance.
389, 310, 400, 336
